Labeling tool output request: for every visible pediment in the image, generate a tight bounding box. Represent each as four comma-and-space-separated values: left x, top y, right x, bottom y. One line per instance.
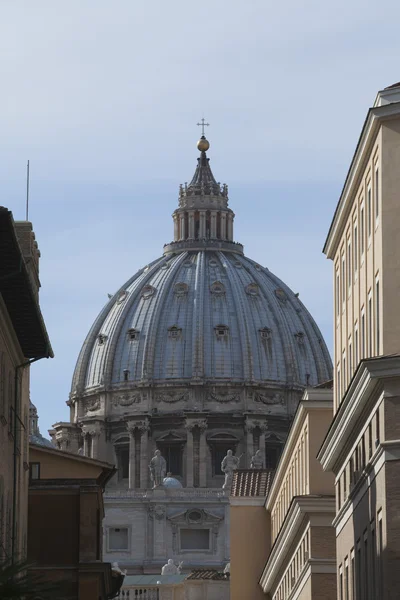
167, 509, 223, 525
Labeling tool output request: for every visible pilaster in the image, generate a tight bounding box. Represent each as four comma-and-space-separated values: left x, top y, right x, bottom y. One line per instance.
139, 419, 150, 488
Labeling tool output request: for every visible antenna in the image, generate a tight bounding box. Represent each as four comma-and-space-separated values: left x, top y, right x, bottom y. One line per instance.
26, 160, 30, 221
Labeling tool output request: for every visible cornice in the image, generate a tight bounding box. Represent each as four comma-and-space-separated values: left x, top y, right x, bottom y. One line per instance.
230, 496, 266, 507
260, 496, 335, 593
318, 356, 400, 472
324, 101, 400, 258
266, 392, 333, 510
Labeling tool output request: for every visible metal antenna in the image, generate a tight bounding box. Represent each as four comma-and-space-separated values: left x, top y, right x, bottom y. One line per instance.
26, 160, 30, 221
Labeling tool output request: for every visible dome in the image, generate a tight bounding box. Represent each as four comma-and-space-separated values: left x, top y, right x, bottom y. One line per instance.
70, 135, 332, 398
163, 475, 183, 488
29, 401, 54, 448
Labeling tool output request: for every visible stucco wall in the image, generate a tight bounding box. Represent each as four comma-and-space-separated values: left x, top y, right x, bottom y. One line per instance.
230, 504, 270, 600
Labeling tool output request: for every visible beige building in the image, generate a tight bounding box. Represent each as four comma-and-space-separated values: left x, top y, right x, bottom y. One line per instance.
0, 207, 52, 563
318, 82, 400, 599
230, 386, 336, 600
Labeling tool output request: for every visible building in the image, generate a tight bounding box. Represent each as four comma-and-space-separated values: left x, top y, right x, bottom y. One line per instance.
28, 442, 122, 600
0, 207, 53, 564
318, 82, 400, 598
51, 133, 332, 575
120, 569, 229, 599
230, 386, 335, 600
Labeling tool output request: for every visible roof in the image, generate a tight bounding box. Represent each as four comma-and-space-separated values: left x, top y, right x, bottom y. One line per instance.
123, 574, 187, 586
231, 469, 275, 497
0, 207, 53, 358
186, 570, 227, 581
29, 442, 116, 486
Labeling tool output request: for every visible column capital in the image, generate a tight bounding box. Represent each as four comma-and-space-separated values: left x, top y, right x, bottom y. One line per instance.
185, 418, 207, 432
245, 418, 268, 433
126, 418, 149, 435
81, 422, 103, 438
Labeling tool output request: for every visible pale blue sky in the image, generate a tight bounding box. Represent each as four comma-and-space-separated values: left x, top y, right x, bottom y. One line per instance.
2, 0, 400, 436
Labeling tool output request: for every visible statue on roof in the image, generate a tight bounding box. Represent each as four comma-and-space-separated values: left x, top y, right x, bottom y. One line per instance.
221, 449, 241, 490
149, 449, 167, 488
250, 449, 264, 469
161, 558, 183, 575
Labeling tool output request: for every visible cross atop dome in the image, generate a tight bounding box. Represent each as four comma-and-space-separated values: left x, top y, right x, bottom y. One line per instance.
197, 117, 210, 136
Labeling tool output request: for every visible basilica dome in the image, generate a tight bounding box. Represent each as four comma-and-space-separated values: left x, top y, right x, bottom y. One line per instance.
71, 137, 331, 397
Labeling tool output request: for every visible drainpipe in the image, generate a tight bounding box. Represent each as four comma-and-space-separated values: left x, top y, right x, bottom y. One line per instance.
11, 355, 48, 564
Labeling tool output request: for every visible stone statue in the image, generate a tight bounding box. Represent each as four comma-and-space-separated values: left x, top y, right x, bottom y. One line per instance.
250, 449, 264, 469
221, 449, 241, 490
224, 561, 230, 578
161, 558, 183, 575
149, 449, 167, 488
111, 562, 127, 577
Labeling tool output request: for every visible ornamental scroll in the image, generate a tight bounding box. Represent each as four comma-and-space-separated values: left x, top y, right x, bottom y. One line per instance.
253, 391, 284, 405
207, 390, 240, 403
155, 391, 189, 403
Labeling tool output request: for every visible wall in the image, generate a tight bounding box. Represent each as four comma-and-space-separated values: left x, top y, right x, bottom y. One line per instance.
29, 446, 105, 480
230, 504, 270, 600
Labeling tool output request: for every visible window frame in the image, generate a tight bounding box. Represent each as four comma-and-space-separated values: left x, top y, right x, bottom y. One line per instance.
107, 526, 131, 552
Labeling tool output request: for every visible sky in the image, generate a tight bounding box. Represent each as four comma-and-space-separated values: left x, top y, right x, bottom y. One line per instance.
2, 0, 400, 436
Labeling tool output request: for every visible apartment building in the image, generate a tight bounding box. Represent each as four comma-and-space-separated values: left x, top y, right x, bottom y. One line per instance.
319, 82, 400, 599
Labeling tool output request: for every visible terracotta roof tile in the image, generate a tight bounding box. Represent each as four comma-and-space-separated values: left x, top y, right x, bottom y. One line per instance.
187, 570, 226, 581
231, 469, 274, 497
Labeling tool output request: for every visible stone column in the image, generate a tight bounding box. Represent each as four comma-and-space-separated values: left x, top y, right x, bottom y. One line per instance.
179, 214, 185, 240
188, 211, 195, 239
260, 427, 267, 465
245, 422, 254, 468
199, 421, 208, 487
82, 431, 88, 456
185, 422, 194, 488
210, 211, 217, 238
173, 214, 179, 241
220, 213, 227, 240
199, 210, 206, 238
127, 422, 136, 489
227, 213, 233, 241
139, 419, 150, 488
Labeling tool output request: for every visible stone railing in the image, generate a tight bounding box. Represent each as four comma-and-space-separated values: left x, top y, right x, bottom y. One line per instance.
120, 588, 159, 599
105, 488, 228, 500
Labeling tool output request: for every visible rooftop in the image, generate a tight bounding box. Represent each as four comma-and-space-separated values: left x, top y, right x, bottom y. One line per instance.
231, 469, 275, 497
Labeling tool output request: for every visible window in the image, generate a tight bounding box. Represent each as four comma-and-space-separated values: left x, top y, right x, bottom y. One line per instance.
375, 167, 379, 219
339, 565, 343, 600
367, 185, 372, 238
368, 422, 373, 459
98, 334, 107, 345
360, 205, 365, 255
378, 512, 383, 597
364, 532, 369, 598
127, 328, 139, 341
343, 467, 347, 501
215, 324, 229, 339
368, 293, 372, 357
158, 443, 183, 476
265, 443, 281, 469
337, 368, 341, 403
336, 270, 340, 316
345, 557, 349, 600
108, 527, 129, 551
347, 241, 352, 289
342, 352, 346, 391
337, 478, 341, 509
341, 254, 345, 303
29, 463, 40, 481
371, 522, 376, 596
209, 436, 238, 475
168, 326, 181, 339
355, 325, 359, 368
351, 549, 355, 600
376, 278, 380, 355
259, 327, 272, 340
180, 528, 210, 551
349, 341, 352, 378
115, 443, 129, 480
357, 541, 361, 599
123, 369, 130, 382
376, 408, 380, 445
361, 310, 365, 358
354, 223, 358, 274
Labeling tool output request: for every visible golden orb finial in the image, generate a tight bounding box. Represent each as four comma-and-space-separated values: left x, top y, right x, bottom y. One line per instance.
197, 136, 210, 152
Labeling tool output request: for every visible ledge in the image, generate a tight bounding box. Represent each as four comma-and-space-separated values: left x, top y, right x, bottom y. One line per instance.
163, 239, 244, 255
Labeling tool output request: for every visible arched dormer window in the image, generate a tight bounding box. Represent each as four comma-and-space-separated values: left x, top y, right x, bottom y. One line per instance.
214, 324, 229, 339
259, 327, 272, 340
168, 325, 182, 339
98, 334, 107, 345
127, 328, 139, 341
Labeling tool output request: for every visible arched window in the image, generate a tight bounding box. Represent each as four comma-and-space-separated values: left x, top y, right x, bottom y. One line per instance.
207, 433, 239, 476
114, 439, 129, 481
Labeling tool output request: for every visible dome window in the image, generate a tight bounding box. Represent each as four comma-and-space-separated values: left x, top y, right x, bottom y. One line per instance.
234, 261, 242, 269
98, 334, 107, 345
127, 328, 139, 341
168, 326, 182, 339
174, 282, 188, 297
210, 281, 225, 296
259, 327, 272, 340
275, 288, 288, 304
246, 283, 259, 296
295, 331, 305, 345
141, 285, 156, 299
117, 290, 128, 304
209, 259, 218, 268
123, 369, 130, 381
215, 324, 229, 339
